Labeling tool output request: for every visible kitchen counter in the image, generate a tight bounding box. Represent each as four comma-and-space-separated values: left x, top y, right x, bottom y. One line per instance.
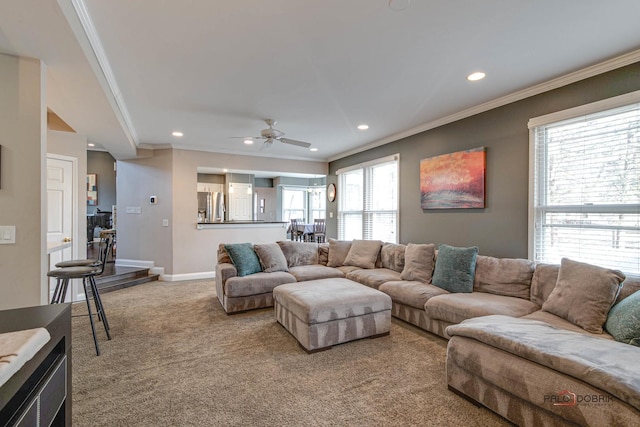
196, 221, 287, 229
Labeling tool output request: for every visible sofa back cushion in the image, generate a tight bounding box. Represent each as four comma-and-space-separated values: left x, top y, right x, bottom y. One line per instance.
277, 241, 319, 267
217, 243, 232, 264
378, 243, 406, 272
327, 239, 352, 267
473, 255, 535, 300
400, 243, 435, 283
344, 240, 383, 269
318, 242, 330, 266
618, 276, 640, 303
530, 263, 560, 306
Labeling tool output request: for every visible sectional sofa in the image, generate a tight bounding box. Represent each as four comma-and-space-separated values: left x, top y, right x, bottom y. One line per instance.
215, 239, 640, 426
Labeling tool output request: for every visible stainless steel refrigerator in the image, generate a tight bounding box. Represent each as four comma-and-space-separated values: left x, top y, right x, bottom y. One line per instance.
197, 191, 225, 222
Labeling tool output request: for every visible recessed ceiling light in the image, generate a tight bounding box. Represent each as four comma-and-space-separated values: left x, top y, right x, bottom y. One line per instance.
357, 124, 369, 130
310, 147, 318, 152
467, 72, 486, 81
223, 169, 228, 172
87, 143, 95, 147
171, 131, 184, 137
388, 0, 411, 11
243, 139, 254, 145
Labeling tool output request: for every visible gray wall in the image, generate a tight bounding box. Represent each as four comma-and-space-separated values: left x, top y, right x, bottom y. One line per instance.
87, 150, 116, 213
329, 62, 640, 258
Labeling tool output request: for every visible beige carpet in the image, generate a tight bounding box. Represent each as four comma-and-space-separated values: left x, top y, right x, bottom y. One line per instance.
71, 280, 510, 426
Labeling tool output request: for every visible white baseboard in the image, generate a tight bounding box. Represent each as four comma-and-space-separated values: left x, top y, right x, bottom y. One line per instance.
114, 259, 215, 282
115, 258, 155, 269
161, 271, 216, 282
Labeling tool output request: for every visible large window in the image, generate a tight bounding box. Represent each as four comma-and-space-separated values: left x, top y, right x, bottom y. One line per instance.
529, 92, 640, 275
337, 154, 399, 243
282, 186, 325, 223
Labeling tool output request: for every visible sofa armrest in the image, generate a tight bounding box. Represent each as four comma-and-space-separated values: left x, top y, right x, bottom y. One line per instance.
216, 263, 237, 296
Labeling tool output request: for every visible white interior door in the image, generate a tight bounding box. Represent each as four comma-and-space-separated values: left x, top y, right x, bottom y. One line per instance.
47, 156, 76, 301
228, 183, 252, 221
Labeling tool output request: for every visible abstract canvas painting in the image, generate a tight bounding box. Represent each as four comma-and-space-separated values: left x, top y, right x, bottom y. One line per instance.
420, 147, 486, 209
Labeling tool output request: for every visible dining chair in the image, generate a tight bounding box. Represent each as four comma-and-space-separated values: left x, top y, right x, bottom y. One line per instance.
290, 218, 303, 241
313, 218, 326, 243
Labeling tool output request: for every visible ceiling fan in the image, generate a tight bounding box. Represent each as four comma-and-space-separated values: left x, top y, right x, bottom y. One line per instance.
232, 119, 312, 150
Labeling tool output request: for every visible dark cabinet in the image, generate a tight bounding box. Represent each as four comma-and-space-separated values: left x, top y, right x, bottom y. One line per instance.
0, 304, 71, 427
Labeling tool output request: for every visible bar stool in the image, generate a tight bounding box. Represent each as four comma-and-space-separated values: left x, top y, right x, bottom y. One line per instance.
48, 256, 112, 355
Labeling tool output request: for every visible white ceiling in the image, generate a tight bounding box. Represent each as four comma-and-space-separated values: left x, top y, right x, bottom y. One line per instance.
2, 0, 640, 162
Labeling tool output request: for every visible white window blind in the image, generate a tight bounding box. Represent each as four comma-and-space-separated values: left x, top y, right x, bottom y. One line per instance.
337, 155, 399, 243
530, 99, 640, 275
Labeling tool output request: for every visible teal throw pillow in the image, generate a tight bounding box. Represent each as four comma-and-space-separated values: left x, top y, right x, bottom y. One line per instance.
605, 290, 640, 347
432, 244, 479, 293
224, 243, 262, 277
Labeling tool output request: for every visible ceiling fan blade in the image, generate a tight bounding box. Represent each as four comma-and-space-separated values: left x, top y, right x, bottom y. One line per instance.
260, 139, 273, 151
279, 138, 311, 148
228, 136, 262, 139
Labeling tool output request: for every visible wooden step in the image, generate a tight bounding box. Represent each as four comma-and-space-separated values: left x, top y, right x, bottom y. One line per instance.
95, 266, 159, 293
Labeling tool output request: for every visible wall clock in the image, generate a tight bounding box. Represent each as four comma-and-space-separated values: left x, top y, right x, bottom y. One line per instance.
327, 183, 336, 202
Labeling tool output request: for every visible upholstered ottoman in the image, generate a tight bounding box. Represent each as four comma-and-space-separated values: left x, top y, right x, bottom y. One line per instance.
273, 278, 392, 353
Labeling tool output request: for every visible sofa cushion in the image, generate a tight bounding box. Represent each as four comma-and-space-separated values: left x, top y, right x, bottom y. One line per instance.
277, 241, 318, 267
327, 239, 352, 267
224, 271, 297, 297
605, 290, 640, 346
431, 244, 478, 293
380, 243, 406, 272
344, 240, 383, 269
446, 315, 640, 412
425, 292, 539, 324
335, 265, 360, 275
379, 280, 449, 309
217, 243, 232, 264
346, 268, 401, 289
288, 265, 345, 282
618, 276, 640, 303
522, 310, 614, 340
529, 263, 559, 307
473, 255, 535, 300
254, 243, 288, 273
224, 243, 262, 277
318, 242, 329, 266
400, 243, 435, 283
542, 258, 625, 334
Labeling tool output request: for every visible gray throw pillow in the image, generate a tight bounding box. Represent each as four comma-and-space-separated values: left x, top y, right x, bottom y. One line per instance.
542, 258, 625, 334
344, 240, 383, 269
224, 243, 262, 277
254, 243, 288, 273
400, 243, 435, 283
327, 239, 352, 267
431, 244, 479, 293
605, 290, 640, 346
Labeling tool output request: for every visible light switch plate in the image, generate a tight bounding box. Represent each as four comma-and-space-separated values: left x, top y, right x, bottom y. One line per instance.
0, 226, 16, 244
